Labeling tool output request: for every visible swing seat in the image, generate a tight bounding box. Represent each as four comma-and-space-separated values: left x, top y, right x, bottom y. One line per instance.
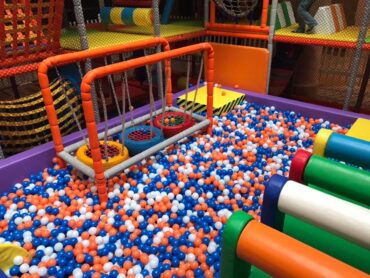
120, 125, 164, 156
76, 141, 129, 171
153, 111, 195, 138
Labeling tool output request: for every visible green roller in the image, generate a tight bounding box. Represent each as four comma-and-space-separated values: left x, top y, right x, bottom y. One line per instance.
220, 211, 270, 278
283, 215, 370, 273
304, 155, 370, 208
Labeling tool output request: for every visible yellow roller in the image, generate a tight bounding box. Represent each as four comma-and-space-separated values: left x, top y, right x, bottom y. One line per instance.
0, 244, 31, 272
76, 141, 129, 171
110, 7, 124, 25
313, 129, 333, 156
133, 8, 153, 27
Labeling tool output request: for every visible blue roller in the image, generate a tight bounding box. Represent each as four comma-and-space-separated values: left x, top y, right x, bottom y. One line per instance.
325, 133, 370, 169
119, 125, 164, 156
100, 7, 112, 24
122, 7, 135, 25
260, 174, 288, 229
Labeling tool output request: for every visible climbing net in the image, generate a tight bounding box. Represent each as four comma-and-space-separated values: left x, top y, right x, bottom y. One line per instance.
213, 0, 259, 18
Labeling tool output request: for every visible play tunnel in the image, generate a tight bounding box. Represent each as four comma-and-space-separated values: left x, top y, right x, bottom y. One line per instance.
261, 175, 370, 274
220, 211, 368, 278
290, 149, 370, 208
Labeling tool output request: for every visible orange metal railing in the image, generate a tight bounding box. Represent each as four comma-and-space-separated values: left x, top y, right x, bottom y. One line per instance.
38, 37, 172, 161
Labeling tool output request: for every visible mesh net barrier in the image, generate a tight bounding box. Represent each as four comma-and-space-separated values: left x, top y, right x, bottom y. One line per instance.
0, 78, 83, 156
0, 0, 64, 76
214, 0, 259, 18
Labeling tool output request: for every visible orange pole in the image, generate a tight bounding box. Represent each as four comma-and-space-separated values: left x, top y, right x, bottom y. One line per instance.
210, 0, 216, 25
38, 37, 171, 157
80, 43, 214, 202
260, 0, 269, 28
237, 220, 369, 278
207, 23, 270, 33
206, 30, 268, 41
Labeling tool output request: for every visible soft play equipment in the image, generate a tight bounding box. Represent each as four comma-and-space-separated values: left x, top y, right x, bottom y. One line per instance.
100, 7, 154, 27
314, 4, 347, 35
261, 175, 370, 273
39, 40, 213, 202
113, 0, 175, 24
313, 128, 370, 169
267, 1, 295, 30
220, 211, 368, 278
0, 244, 31, 273
290, 149, 370, 208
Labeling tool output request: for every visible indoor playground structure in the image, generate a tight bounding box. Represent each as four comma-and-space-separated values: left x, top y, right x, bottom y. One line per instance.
0, 0, 370, 277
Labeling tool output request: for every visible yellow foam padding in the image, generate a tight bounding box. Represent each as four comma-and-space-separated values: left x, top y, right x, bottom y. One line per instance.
0, 244, 31, 272
60, 22, 205, 50
177, 86, 245, 115
61, 30, 149, 50
76, 141, 129, 171
110, 7, 124, 25
111, 21, 205, 36
275, 25, 370, 43
346, 118, 370, 142
313, 129, 333, 156
132, 8, 153, 27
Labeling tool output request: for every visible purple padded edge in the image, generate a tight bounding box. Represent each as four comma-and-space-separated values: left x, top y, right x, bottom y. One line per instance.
0, 88, 368, 193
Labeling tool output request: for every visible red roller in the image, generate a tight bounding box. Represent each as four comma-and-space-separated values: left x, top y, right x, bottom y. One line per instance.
289, 149, 312, 182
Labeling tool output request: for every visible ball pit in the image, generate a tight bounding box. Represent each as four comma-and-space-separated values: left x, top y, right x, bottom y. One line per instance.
0, 101, 348, 278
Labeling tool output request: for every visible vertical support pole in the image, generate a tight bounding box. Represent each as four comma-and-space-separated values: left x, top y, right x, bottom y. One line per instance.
153, 0, 164, 101
266, 0, 278, 94
73, 0, 101, 123
98, 0, 104, 10
206, 49, 214, 135
0, 145, 4, 159
260, 0, 270, 28
80, 81, 107, 202
343, 0, 370, 111
204, 0, 209, 28
210, 0, 216, 25
355, 55, 370, 112
162, 0, 175, 24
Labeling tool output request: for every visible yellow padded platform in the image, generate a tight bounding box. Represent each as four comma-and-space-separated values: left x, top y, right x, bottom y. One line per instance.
177, 86, 245, 115
111, 21, 205, 37
347, 118, 370, 142
276, 25, 370, 43
61, 30, 149, 50
61, 21, 205, 50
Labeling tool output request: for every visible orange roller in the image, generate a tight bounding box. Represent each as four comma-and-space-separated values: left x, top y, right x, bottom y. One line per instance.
236, 220, 368, 278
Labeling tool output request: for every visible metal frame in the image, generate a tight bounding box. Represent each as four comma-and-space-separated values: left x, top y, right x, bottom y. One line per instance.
79, 43, 214, 201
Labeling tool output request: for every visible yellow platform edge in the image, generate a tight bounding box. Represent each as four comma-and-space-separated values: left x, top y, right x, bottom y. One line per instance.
346, 118, 370, 142
177, 86, 245, 115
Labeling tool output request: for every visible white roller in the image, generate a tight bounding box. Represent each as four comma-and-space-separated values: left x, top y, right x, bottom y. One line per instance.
278, 180, 370, 249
